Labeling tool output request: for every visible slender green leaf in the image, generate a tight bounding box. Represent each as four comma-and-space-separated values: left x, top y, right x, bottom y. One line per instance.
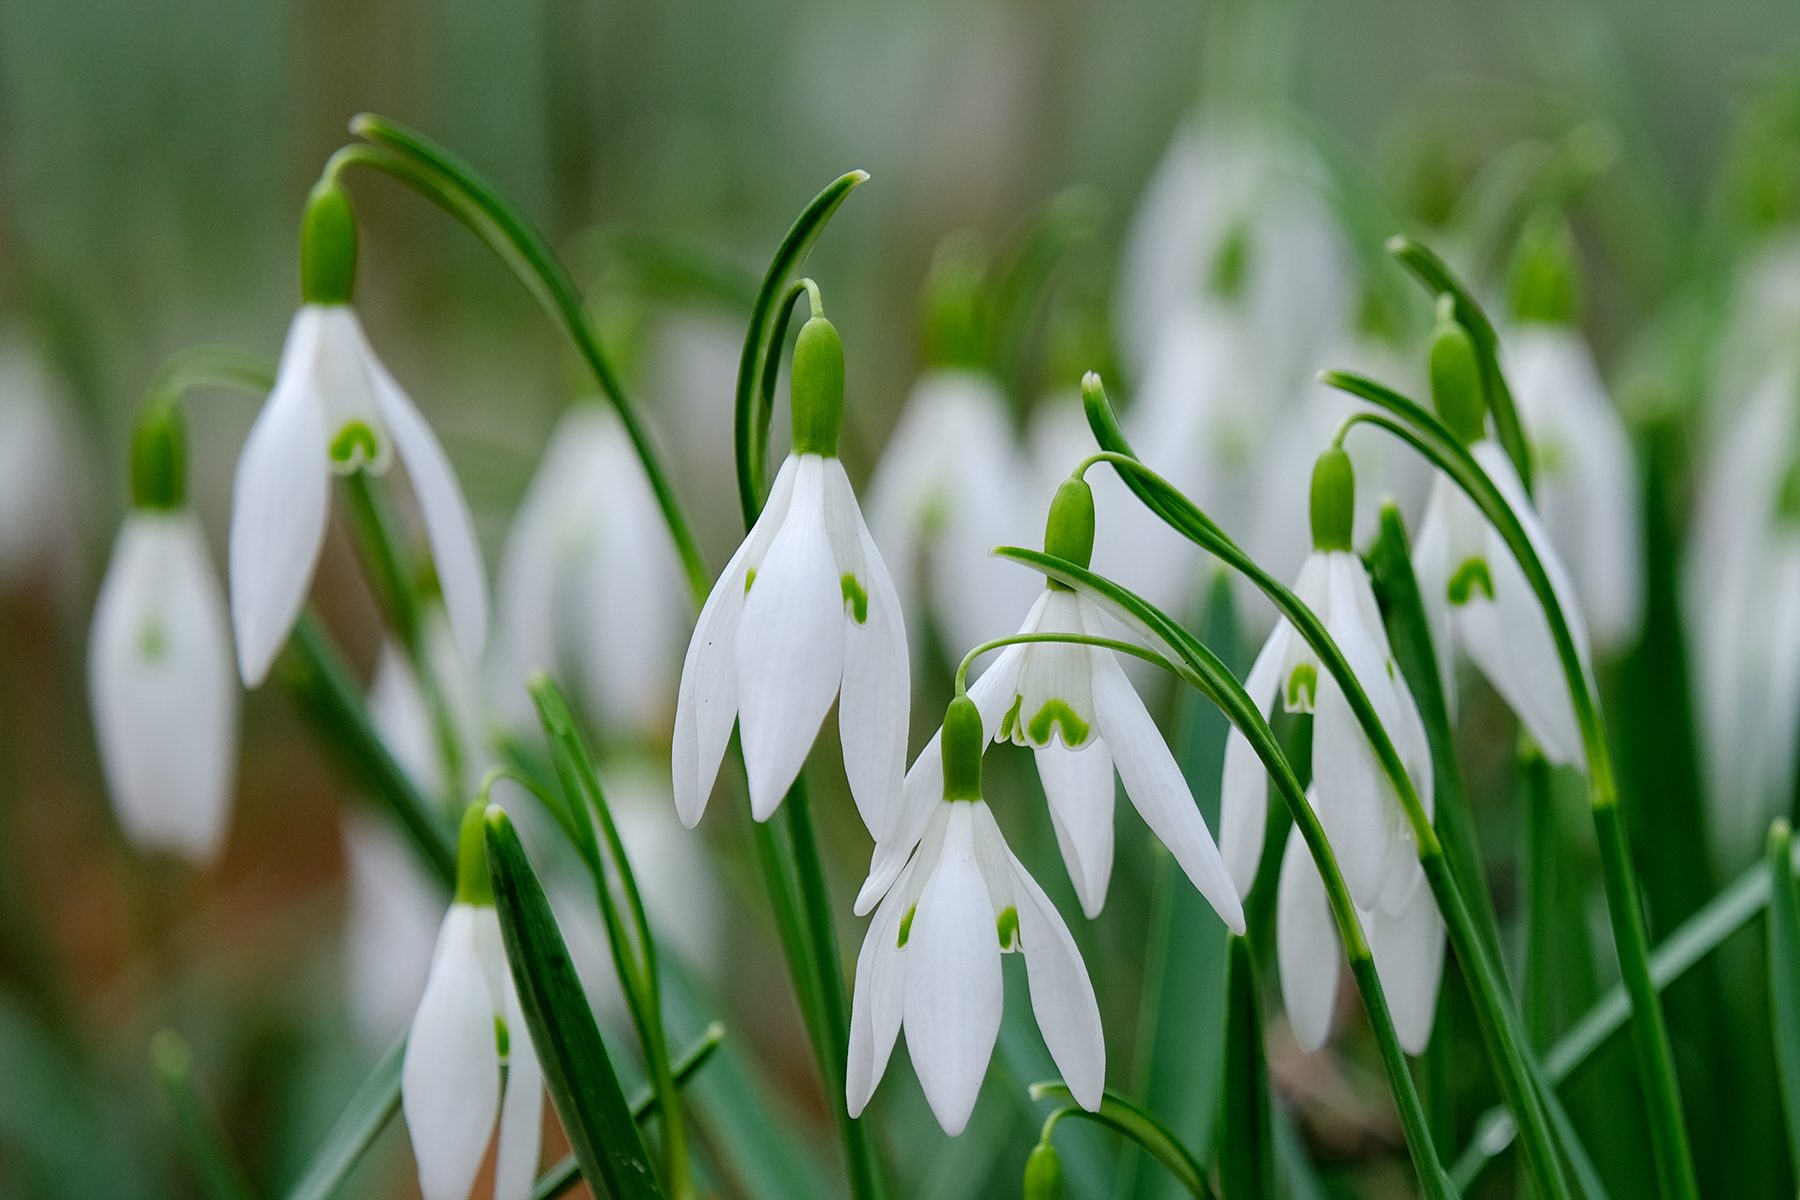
1767, 820, 1800, 1170
151, 1032, 254, 1200
1032, 1084, 1215, 1200
281, 1035, 403, 1200
1218, 936, 1276, 1200
484, 807, 663, 1200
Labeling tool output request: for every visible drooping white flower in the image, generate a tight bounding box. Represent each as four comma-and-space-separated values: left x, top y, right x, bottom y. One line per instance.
342, 812, 444, 1046
0, 330, 86, 593
492, 404, 686, 738
89, 508, 238, 862
230, 182, 486, 687
403, 810, 541, 1200
861, 478, 1243, 931
848, 697, 1103, 1135
1221, 450, 1434, 912
673, 311, 907, 832
867, 369, 1038, 664
1274, 814, 1445, 1055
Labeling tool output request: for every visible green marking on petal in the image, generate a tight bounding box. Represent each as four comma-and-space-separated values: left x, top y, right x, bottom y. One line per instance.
997, 906, 1020, 950
1028, 699, 1091, 748
1284, 663, 1318, 711
744, 567, 756, 594
329, 420, 380, 467
1448, 558, 1496, 605
138, 621, 168, 663
841, 573, 869, 624
494, 1014, 510, 1060
897, 903, 917, 949
999, 694, 1024, 742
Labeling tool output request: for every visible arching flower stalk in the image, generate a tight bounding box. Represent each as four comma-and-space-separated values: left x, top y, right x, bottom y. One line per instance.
674, 289, 907, 832
848, 694, 1103, 1136
89, 400, 238, 863
229, 177, 487, 687
861, 475, 1243, 931
402, 805, 542, 1200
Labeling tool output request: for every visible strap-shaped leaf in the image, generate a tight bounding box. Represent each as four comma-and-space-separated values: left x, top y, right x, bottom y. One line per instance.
1768, 820, 1800, 1170
281, 1035, 403, 1200
485, 806, 664, 1200
1218, 936, 1276, 1200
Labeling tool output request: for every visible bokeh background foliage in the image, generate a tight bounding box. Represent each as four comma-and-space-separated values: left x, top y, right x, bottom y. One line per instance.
4, 0, 1800, 1196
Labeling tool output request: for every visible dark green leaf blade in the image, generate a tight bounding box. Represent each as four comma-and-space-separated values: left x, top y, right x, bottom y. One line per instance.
1767, 819, 1800, 1170
280, 1035, 404, 1200
1218, 935, 1276, 1200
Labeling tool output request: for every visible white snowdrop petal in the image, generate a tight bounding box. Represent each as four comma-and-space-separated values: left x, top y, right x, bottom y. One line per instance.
1409, 483, 1460, 712
90, 514, 238, 863
1276, 827, 1340, 1052
1010, 589, 1096, 748
737, 457, 847, 818
1008, 849, 1105, 1110
371, 362, 489, 666
228, 360, 329, 687
847, 877, 911, 1116
1365, 876, 1447, 1056
492, 978, 544, 1200
1034, 739, 1116, 919
1311, 674, 1392, 910
903, 806, 1002, 1137
1220, 623, 1288, 898
403, 907, 502, 1200
1092, 651, 1245, 934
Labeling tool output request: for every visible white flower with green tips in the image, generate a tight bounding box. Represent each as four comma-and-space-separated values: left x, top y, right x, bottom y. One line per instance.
402, 807, 542, 1200
229, 180, 487, 687
1221, 449, 1434, 913
861, 476, 1243, 932
848, 696, 1103, 1136
674, 306, 907, 832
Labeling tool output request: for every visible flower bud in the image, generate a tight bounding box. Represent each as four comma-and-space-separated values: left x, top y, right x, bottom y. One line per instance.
1428, 298, 1486, 445
1508, 211, 1579, 326
1043, 475, 1096, 572
1023, 1140, 1063, 1200
790, 314, 845, 456
941, 693, 985, 802
455, 801, 495, 906
1309, 446, 1355, 553
300, 178, 358, 305
130, 398, 187, 510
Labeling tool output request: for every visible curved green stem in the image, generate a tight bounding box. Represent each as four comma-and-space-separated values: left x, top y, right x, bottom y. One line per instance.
997, 547, 1455, 1199
332, 115, 710, 599
1032, 1084, 1216, 1200
1325, 372, 1699, 1199
953, 631, 1172, 695
145, 345, 277, 406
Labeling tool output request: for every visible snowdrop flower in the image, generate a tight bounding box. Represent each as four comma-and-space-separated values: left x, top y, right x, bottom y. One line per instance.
861, 476, 1243, 931
1502, 217, 1643, 652
0, 330, 85, 593
403, 805, 542, 1200
867, 368, 1038, 664
1412, 316, 1592, 770
673, 299, 907, 832
88, 402, 237, 862
230, 178, 487, 687
492, 404, 686, 738
1274, 808, 1446, 1054
848, 695, 1103, 1135
1221, 449, 1434, 912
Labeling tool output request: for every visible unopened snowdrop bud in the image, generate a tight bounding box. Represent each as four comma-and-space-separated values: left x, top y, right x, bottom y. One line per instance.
674, 292, 908, 833
1309, 446, 1354, 553
1429, 300, 1486, 445
1043, 476, 1096, 572
1023, 1140, 1063, 1200
229, 176, 487, 687
90, 402, 238, 863
402, 803, 542, 1200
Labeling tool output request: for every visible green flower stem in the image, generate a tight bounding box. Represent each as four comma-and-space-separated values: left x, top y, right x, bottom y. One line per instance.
143, 345, 279, 407
328, 116, 709, 600
1454, 837, 1800, 1187
995, 547, 1455, 1199
954, 631, 1169, 695
151, 1031, 256, 1200
1032, 1085, 1217, 1200
1324, 372, 1699, 1200
1523, 743, 1558, 1048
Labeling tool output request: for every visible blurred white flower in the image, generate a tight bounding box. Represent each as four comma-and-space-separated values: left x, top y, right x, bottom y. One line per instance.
89, 510, 237, 862
867, 369, 1039, 664
0, 332, 85, 593
849, 780, 1101, 1133
402, 899, 541, 1200
491, 404, 686, 738
1505, 324, 1643, 652
1274, 813, 1445, 1055
342, 812, 443, 1045
1413, 439, 1591, 770
367, 602, 492, 804
1222, 477, 1434, 914
229, 304, 487, 687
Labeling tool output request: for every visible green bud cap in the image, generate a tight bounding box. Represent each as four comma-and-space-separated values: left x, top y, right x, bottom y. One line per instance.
130, 398, 187, 510
1309, 446, 1355, 552
1508, 210, 1579, 325
1043, 476, 1096, 574
791, 314, 845, 456
455, 801, 495, 906
941, 694, 985, 802
1429, 302, 1487, 445
1023, 1141, 1063, 1200
300, 178, 358, 305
